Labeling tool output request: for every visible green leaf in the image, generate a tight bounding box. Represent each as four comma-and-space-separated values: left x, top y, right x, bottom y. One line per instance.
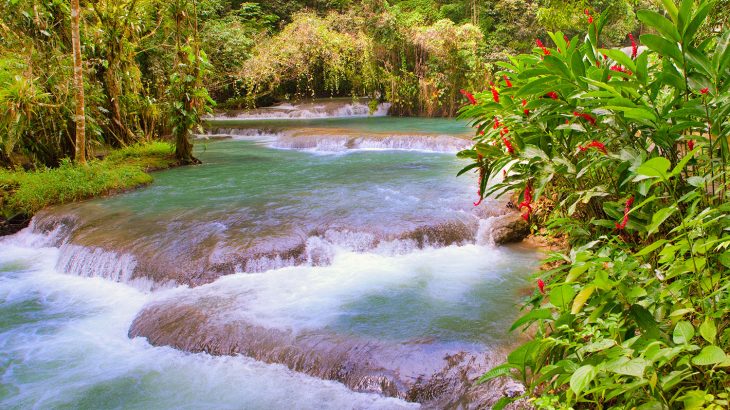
671, 148, 698, 177
637, 157, 671, 179
640, 34, 683, 63
602, 49, 637, 72
570, 365, 596, 395
636, 240, 668, 256
699, 318, 716, 344
661, 0, 679, 23
637, 10, 680, 42
691, 346, 727, 366
646, 206, 677, 236
630, 304, 661, 339
549, 284, 576, 311
477, 363, 513, 384
510, 308, 553, 331
571, 286, 595, 314
607, 357, 649, 377
673, 321, 695, 345
718, 252, 730, 268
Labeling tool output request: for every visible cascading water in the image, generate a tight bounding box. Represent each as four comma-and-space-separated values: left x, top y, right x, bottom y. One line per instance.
0, 105, 539, 409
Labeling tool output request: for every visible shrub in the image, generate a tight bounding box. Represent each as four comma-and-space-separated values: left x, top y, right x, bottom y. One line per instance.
459, 1, 730, 408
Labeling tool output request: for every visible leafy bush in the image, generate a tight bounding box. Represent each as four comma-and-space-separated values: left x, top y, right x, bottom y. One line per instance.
458, 1, 729, 408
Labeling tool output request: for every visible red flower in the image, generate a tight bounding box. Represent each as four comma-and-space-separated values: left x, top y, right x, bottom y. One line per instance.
573, 111, 597, 126
522, 99, 529, 116
610, 65, 632, 75
493, 116, 501, 129
628, 34, 638, 59
700, 87, 709, 95
546, 91, 559, 100
460, 89, 477, 105
564, 35, 570, 47
688, 140, 695, 150
519, 184, 533, 220
491, 85, 500, 103
501, 131, 515, 154
536, 39, 550, 55
537, 278, 546, 295
586, 140, 607, 154
585, 9, 594, 24
615, 196, 634, 230
503, 75, 513, 88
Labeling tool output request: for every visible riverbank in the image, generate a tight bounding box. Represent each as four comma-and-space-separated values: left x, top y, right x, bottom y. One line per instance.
0, 142, 179, 236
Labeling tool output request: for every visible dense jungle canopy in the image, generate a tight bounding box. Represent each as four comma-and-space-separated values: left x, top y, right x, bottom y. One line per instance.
1, 0, 729, 168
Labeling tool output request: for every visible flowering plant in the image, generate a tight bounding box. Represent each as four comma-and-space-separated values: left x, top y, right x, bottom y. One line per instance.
459, 1, 730, 408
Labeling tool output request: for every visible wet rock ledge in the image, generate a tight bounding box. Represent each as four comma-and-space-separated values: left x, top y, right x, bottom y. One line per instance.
129, 300, 524, 408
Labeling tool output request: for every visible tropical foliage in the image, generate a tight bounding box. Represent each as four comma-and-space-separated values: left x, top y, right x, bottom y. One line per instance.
461, 1, 730, 408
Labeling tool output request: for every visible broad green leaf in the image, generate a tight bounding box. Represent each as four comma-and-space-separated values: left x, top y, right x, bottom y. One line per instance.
641, 34, 683, 63
671, 148, 698, 176
637, 10, 680, 42
510, 308, 553, 331
718, 252, 730, 268
570, 365, 596, 394
477, 363, 513, 384
647, 206, 677, 236
699, 318, 716, 344
507, 339, 540, 367
673, 321, 695, 345
549, 284, 576, 311
571, 285, 595, 314
630, 304, 661, 339
602, 49, 636, 72
636, 239, 668, 256
661, 0, 679, 23
607, 357, 649, 377
691, 346, 727, 366
579, 339, 615, 354
637, 157, 671, 179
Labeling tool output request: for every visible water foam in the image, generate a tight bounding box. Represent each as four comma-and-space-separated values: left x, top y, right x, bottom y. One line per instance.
0, 234, 418, 409
211, 101, 391, 120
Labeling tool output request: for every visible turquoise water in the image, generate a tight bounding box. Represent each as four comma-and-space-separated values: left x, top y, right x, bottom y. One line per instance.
0, 114, 538, 409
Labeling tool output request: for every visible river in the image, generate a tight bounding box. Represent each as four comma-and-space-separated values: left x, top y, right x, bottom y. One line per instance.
0, 100, 539, 409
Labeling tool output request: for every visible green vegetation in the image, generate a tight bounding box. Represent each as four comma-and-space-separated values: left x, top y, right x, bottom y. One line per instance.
8, 0, 719, 170
460, 1, 729, 408
0, 142, 176, 218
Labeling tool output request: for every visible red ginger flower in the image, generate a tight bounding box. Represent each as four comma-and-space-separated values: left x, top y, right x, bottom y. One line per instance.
519, 184, 533, 221
586, 140, 607, 154
688, 140, 695, 150
700, 87, 709, 94
585, 9, 594, 24
536, 39, 551, 55
491, 85, 500, 103
628, 33, 638, 59
573, 111, 597, 126
460, 89, 477, 105
537, 278, 546, 295
546, 91, 559, 100
522, 99, 529, 116
493, 116, 501, 129
615, 196, 634, 230
610, 65, 632, 75
503, 75, 512, 88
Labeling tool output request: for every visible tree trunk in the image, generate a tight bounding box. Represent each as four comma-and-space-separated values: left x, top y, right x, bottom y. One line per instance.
71, 0, 86, 164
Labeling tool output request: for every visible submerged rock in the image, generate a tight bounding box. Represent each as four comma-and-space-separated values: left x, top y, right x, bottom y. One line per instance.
129, 299, 520, 408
